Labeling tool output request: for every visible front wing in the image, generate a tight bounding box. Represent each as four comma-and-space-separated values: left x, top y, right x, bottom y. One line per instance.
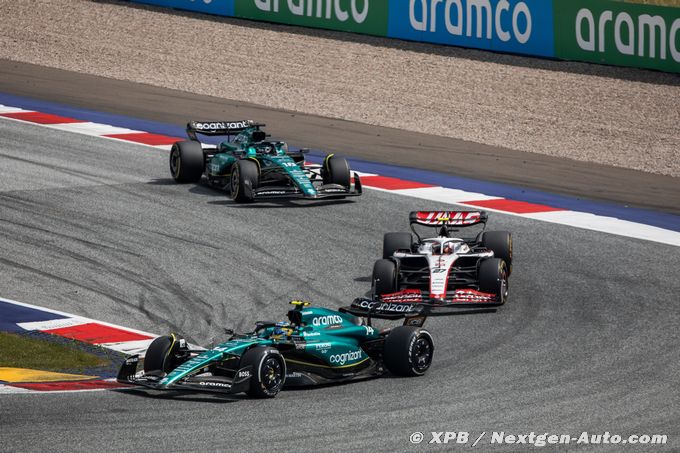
246, 173, 363, 200
116, 355, 252, 395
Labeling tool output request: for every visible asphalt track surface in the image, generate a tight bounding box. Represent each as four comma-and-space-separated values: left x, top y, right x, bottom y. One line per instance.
2, 60, 679, 216
1, 116, 680, 452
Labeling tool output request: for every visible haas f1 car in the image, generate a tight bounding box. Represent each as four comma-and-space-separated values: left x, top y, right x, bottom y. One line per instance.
168, 120, 362, 202
117, 300, 493, 398
372, 211, 513, 305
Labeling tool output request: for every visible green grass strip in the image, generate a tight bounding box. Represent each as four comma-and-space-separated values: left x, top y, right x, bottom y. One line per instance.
0, 332, 110, 373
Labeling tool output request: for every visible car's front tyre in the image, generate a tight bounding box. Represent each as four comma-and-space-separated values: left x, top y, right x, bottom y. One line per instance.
478, 258, 509, 304
240, 346, 286, 398
230, 159, 259, 203
384, 326, 434, 377
322, 154, 351, 189
143, 334, 186, 373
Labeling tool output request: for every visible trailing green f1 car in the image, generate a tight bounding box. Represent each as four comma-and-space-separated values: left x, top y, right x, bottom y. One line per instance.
169, 120, 362, 202
117, 300, 494, 398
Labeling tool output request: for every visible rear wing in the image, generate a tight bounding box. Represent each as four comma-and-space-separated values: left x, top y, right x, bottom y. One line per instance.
410, 210, 487, 227
409, 210, 488, 239
339, 294, 496, 327
186, 120, 265, 141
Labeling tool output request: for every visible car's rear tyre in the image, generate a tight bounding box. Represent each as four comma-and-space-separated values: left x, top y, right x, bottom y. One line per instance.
230, 159, 259, 203
482, 231, 512, 275
373, 259, 398, 296
383, 232, 413, 259
384, 326, 434, 377
323, 155, 351, 189
240, 346, 286, 398
169, 141, 204, 183
478, 258, 509, 304
144, 334, 183, 373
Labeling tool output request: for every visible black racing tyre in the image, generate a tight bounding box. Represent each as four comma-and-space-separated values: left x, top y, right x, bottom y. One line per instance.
478, 258, 509, 304
383, 232, 413, 259
169, 141, 204, 183
323, 155, 351, 188
230, 159, 260, 203
383, 326, 434, 377
240, 347, 286, 398
482, 231, 513, 275
372, 259, 398, 296
144, 335, 179, 373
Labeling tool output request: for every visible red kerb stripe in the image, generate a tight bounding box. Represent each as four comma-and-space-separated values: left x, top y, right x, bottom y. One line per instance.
104, 132, 181, 145
0, 111, 86, 124
360, 175, 434, 190
11, 380, 128, 391
462, 198, 565, 214
42, 322, 153, 344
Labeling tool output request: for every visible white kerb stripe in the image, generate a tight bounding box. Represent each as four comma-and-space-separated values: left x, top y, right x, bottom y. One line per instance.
526, 210, 680, 247
100, 339, 156, 355
0, 105, 32, 114
48, 122, 142, 136
389, 186, 502, 203
17, 317, 89, 331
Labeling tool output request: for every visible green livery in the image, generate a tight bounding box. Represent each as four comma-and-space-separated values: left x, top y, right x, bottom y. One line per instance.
168, 120, 362, 202
117, 299, 490, 398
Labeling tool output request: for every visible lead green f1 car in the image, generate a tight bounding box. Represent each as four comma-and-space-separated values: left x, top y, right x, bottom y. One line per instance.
117, 300, 495, 398
169, 120, 362, 202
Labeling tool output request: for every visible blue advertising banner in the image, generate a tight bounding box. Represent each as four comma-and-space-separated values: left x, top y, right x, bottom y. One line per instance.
387, 0, 555, 57
128, 0, 234, 16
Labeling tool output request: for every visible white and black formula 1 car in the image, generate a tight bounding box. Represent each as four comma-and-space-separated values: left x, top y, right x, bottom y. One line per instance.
371, 210, 512, 305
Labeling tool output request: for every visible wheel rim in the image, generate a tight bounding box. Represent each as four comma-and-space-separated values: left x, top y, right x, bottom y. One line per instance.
412, 337, 433, 373
170, 148, 180, 178
499, 265, 509, 303
230, 166, 240, 198
261, 356, 283, 393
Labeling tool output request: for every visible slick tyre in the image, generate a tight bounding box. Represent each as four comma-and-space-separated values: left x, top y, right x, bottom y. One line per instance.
383, 232, 413, 259
482, 231, 513, 275
169, 141, 204, 183
230, 159, 260, 203
144, 335, 180, 373
384, 326, 434, 377
478, 258, 509, 304
323, 155, 351, 189
372, 259, 398, 296
240, 346, 286, 398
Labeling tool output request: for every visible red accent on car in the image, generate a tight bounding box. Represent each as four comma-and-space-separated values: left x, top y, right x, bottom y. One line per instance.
380, 289, 423, 303
415, 211, 482, 226
449, 289, 497, 303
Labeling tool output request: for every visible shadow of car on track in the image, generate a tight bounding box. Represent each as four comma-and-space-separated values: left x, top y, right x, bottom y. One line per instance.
113, 387, 242, 404
147, 179, 358, 208
212, 199, 357, 209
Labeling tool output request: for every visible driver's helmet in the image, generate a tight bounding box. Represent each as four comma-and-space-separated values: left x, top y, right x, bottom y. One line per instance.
442, 242, 454, 254
272, 321, 292, 338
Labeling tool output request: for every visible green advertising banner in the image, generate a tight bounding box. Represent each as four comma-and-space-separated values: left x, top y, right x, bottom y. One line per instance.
554, 0, 680, 73
235, 0, 388, 36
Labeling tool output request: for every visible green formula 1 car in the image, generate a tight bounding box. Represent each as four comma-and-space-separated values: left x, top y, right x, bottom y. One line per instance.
117, 300, 494, 398
168, 120, 362, 202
